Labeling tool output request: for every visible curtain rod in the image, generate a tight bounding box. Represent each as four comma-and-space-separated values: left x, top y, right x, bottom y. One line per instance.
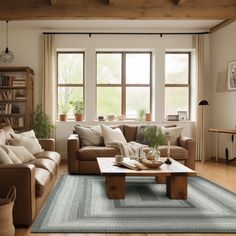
43, 32, 209, 36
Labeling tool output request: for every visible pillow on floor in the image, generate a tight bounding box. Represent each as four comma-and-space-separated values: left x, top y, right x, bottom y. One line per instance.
6, 145, 36, 163
161, 126, 183, 145
0, 146, 13, 164
8, 130, 43, 154
74, 125, 104, 146
100, 124, 127, 146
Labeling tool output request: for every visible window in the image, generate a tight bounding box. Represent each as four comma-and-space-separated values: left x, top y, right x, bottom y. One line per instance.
165, 52, 191, 120
57, 52, 84, 119
96, 52, 152, 119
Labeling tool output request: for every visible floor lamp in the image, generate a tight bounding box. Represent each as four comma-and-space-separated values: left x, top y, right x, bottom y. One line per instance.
198, 100, 209, 163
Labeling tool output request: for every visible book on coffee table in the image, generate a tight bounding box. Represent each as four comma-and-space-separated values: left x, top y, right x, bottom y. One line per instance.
113, 159, 149, 170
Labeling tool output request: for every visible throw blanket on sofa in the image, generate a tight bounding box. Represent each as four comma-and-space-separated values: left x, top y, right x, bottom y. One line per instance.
107, 141, 149, 157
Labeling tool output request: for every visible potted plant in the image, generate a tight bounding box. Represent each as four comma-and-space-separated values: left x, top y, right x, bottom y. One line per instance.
58, 104, 69, 121
33, 104, 54, 138
70, 100, 84, 121
141, 126, 166, 160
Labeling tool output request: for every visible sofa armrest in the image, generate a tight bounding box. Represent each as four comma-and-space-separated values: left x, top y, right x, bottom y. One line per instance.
179, 136, 196, 170
67, 134, 80, 174
38, 138, 55, 151
0, 164, 36, 225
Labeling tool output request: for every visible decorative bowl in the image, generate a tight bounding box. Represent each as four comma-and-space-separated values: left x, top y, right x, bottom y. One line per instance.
141, 159, 164, 168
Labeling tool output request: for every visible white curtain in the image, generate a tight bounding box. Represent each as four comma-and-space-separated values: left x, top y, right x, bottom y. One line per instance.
195, 35, 205, 161
42, 34, 56, 137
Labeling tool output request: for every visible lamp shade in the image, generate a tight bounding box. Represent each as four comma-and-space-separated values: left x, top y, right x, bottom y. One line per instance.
198, 100, 209, 106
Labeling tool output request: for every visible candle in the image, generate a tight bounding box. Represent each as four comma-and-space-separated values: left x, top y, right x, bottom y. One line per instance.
167, 140, 170, 156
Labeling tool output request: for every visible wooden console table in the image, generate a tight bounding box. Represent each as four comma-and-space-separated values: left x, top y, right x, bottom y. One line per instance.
208, 128, 236, 164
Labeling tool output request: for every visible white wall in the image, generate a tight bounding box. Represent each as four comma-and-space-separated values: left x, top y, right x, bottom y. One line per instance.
210, 22, 236, 160
0, 27, 197, 158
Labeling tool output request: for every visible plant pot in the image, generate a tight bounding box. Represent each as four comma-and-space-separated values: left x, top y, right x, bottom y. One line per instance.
74, 114, 83, 121
59, 114, 67, 121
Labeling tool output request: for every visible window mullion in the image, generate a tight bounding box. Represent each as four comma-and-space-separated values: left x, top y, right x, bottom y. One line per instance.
122, 52, 126, 116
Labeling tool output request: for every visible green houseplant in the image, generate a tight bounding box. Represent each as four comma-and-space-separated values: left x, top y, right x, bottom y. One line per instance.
58, 104, 69, 121
33, 104, 54, 138
142, 126, 166, 160
69, 100, 84, 121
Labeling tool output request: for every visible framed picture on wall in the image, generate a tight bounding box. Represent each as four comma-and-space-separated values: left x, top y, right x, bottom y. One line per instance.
228, 61, 236, 90
177, 111, 187, 121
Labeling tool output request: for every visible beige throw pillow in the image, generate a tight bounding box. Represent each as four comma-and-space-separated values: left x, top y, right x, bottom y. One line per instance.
3, 146, 22, 163
100, 124, 127, 146
7, 145, 36, 163
161, 127, 183, 145
9, 130, 43, 154
0, 146, 13, 164
74, 125, 104, 146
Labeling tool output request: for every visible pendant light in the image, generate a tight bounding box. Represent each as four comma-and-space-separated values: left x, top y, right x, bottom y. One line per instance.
0, 21, 14, 63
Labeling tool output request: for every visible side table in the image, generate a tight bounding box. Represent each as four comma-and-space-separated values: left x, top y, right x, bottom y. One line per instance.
208, 128, 236, 164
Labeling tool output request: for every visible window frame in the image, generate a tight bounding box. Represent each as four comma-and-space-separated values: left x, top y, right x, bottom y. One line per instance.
96, 51, 152, 119
56, 51, 85, 120
165, 51, 191, 120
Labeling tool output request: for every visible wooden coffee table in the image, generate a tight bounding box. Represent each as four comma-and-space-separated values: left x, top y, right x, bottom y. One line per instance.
97, 157, 197, 200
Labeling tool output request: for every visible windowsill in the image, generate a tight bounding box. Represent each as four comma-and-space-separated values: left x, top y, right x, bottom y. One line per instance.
56, 119, 195, 124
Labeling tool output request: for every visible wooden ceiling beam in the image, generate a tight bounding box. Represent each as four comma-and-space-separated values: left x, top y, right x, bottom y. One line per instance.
50, 0, 57, 6
210, 19, 235, 33
0, 1, 236, 20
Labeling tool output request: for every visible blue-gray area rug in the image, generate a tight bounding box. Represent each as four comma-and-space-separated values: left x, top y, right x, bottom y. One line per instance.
32, 175, 236, 233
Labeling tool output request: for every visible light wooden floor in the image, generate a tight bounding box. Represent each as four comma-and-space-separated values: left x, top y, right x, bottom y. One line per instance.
15, 160, 236, 236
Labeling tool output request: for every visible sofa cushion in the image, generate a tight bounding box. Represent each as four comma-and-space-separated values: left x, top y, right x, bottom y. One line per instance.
0, 146, 13, 164
0, 130, 7, 145
6, 145, 36, 163
35, 167, 51, 197
74, 125, 104, 146
161, 127, 183, 145
78, 146, 120, 161
34, 151, 61, 166
159, 145, 188, 160
123, 125, 137, 142
9, 131, 43, 155
101, 124, 127, 146
30, 159, 56, 177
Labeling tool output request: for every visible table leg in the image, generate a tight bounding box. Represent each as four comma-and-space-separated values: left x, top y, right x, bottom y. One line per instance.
166, 174, 188, 199
155, 176, 166, 184
106, 175, 125, 199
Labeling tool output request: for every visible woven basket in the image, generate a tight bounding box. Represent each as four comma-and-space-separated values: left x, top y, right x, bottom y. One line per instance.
0, 186, 16, 236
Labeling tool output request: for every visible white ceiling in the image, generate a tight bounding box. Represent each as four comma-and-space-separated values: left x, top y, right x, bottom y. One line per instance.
0, 20, 223, 32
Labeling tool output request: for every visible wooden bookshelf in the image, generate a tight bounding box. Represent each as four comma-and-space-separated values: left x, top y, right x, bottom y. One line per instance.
0, 67, 34, 131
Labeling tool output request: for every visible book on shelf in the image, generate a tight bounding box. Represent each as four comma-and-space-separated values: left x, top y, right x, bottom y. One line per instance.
113, 159, 149, 170
0, 75, 26, 87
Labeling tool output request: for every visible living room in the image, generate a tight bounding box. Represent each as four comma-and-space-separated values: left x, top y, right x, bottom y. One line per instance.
0, 0, 236, 235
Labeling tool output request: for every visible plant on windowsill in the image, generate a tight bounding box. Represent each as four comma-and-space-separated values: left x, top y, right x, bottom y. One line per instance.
58, 104, 69, 121
141, 126, 166, 161
33, 104, 55, 138
69, 100, 84, 121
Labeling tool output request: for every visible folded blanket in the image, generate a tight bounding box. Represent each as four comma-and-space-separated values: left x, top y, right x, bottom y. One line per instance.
107, 141, 149, 157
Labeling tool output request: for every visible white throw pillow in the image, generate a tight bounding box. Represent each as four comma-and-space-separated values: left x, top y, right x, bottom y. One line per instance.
6, 145, 36, 163
4, 146, 22, 163
9, 130, 43, 155
0, 146, 13, 164
100, 124, 127, 146
74, 125, 104, 146
161, 127, 183, 145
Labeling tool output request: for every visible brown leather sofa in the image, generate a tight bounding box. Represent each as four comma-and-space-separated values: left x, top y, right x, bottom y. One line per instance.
67, 124, 196, 174
0, 126, 61, 226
